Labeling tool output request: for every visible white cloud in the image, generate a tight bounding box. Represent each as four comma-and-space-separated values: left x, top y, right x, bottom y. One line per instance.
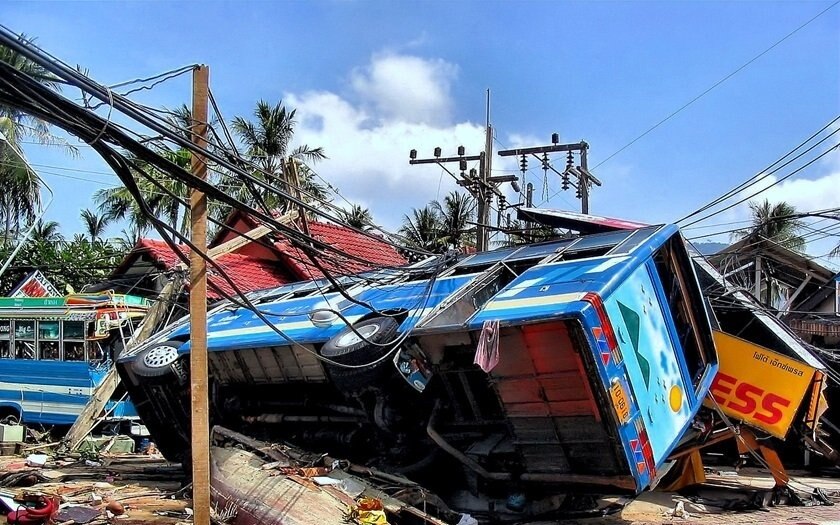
759, 171, 840, 212
285, 53, 485, 230
738, 147, 840, 215
348, 52, 458, 126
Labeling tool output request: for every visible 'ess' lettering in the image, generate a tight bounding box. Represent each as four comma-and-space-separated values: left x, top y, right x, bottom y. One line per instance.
710, 372, 791, 425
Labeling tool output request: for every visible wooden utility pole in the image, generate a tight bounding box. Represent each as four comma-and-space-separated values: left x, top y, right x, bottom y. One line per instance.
189, 64, 210, 525
61, 277, 184, 452
284, 159, 310, 236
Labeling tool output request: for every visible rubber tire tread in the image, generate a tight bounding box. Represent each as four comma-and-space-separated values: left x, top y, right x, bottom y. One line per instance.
320, 317, 399, 389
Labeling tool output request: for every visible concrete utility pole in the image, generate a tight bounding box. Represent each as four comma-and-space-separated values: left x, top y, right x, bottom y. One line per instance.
498, 137, 600, 214
189, 64, 210, 525
408, 148, 486, 250
579, 144, 590, 214
480, 90, 493, 251
408, 91, 516, 252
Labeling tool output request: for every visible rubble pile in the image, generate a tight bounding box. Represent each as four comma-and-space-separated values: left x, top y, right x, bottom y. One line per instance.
0, 451, 191, 525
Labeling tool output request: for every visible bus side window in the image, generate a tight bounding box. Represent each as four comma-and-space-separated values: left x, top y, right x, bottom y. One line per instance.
14, 320, 36, 360
0, 320, 11, 359
88, 343, 105, 362
64, 321, 87, 361
38, 321, 60, 360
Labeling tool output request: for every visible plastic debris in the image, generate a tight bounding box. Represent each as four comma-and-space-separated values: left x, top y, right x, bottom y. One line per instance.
348, 497, 389, 525
666, 501, 691, 519
456, 514, 479, 525
24, 454, 47, 467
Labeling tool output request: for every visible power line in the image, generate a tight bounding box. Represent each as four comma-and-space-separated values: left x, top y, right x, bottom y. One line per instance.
590, 1, 840, 171
681, 141, 840, 228
678, 115, 840, 224
686, 206, 840, 241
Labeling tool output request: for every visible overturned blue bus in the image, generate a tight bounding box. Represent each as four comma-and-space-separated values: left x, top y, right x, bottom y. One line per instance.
116, 222, 718, 517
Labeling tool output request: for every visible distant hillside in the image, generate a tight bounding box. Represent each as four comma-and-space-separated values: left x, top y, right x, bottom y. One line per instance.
691, 241, 729, 255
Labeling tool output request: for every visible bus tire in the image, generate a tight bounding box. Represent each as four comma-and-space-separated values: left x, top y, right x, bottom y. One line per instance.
320, 317, 399, 389
0, 406, 21, 425
133, 340, 182, 379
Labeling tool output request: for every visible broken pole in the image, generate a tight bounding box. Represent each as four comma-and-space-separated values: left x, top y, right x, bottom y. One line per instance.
61, 277, 185, 452
189, 63, 210, 525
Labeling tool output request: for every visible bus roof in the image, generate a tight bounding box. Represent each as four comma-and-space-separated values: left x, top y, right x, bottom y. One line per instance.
0, 293, 151, 311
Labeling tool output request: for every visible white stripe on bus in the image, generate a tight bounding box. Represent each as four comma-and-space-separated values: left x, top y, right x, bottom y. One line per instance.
0, 380, 92, 396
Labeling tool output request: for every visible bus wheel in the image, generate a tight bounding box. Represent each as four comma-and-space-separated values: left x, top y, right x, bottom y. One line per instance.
133, 341, 182, 379
0, 406, 21, 425
320, 316, 399, 390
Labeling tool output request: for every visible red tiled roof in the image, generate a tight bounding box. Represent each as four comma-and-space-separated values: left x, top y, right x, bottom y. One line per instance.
122, 220, 406, 298
274, 221, 407, 280
132, 239, 292, 300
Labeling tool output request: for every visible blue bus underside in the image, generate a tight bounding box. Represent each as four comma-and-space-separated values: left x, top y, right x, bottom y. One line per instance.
121, 317, 641, 494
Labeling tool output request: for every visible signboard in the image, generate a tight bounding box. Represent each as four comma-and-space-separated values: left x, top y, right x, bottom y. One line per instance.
707, 331, 817, 438
9, 270, 60, 298
517, 207, 650, 234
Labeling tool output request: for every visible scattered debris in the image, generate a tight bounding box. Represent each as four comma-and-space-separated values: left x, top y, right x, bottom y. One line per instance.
666, 500, 691, 519
211, 425, 460, 525
0, 451, 188, 525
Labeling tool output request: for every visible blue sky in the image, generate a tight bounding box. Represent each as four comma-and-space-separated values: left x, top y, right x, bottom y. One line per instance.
4, 0, 840, 264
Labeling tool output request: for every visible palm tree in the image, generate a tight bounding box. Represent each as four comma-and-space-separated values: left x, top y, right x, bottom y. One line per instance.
432, 192, 476, 250
80, 209, 110, 241
229, 100, 326, 212
734, 199, 806, 252
95, 148, 192, 235
731, 199, 808, 307
30, 219, 63, 244
342, 204, 374, 230
0, 118, 42, 241
398, 205, 444, 253
0, 34, 60, 143
1, 34, 76, 241
111, 226, 145, 252
295, 164, 330, 207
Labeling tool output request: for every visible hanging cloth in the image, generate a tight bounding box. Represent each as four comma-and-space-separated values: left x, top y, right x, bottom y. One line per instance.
474, 319, 500, 373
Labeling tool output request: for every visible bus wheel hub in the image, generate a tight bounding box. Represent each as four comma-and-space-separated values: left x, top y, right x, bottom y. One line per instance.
143, 346, 179, 368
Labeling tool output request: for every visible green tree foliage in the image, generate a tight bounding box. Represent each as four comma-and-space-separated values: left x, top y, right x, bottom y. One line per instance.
399, 204, 444, 254
94, 148, 192, 235
398, 192, 477, 255
341, 204, 374, 230
732, 199, 808, 307
432, 192, 476, 250
0, 120, 42, 240
1, 34, 76, 241
228, 100, 328, 212
734, 199, 806, 252
496, 219, 561, 247
0, 233, 126, 295
80, 209, 110, 241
